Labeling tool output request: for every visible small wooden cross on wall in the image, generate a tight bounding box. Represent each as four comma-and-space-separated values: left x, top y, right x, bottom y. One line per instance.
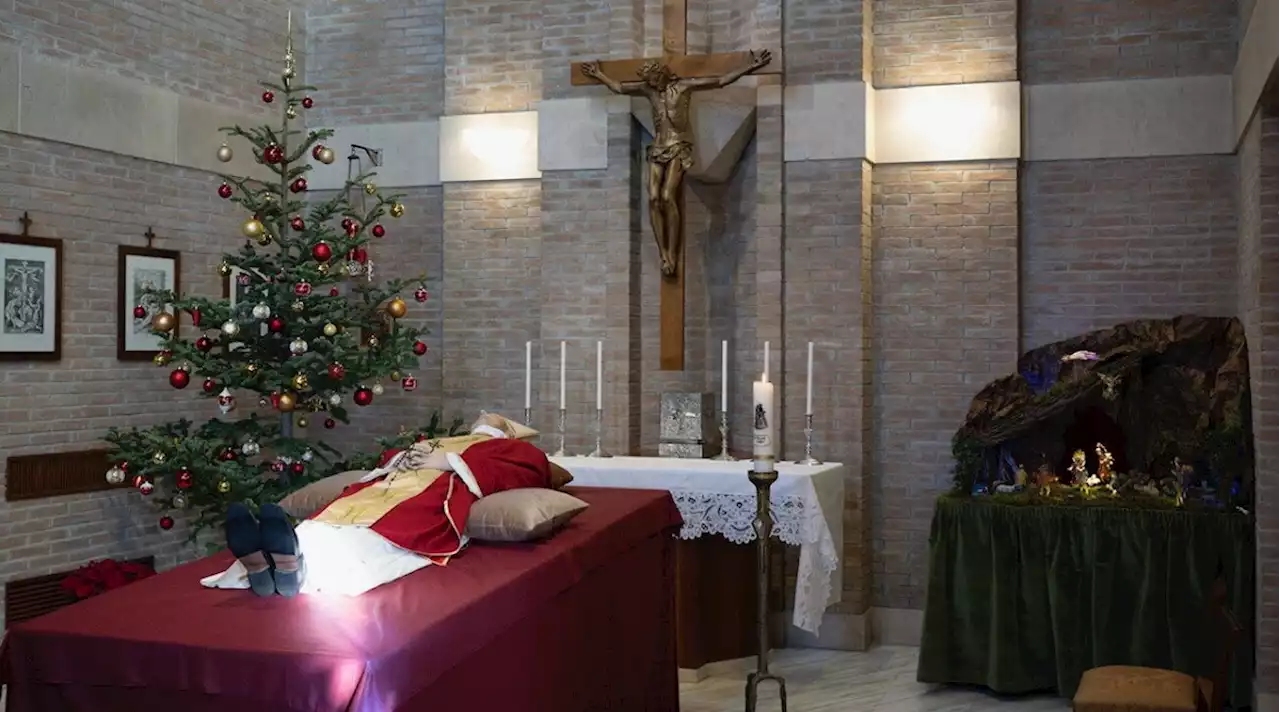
17, 211, 33, 238
143, 227, 157, 248
570, 0, 780, 371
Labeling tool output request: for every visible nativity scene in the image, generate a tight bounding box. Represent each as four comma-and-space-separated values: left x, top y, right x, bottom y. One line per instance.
0, 1, 1274, 712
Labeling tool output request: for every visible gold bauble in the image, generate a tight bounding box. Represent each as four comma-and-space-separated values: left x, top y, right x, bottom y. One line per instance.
292, 373, 309, 390
216, 143, 233, 163
390, 370, 402, 381
277, 392, 297, 412
217, 480, 232, 493
151, 311, 176, 333
322, 323, 338, 337
386, 297, 408, 319
317, 147, 336, 165
242, 218, 265, 239
217, 261, 232, 277
367, 335, 379, 348
285, 105, 298, 120
364, 182, 377, 195
255, 233, 273, 247
292, 300, 305, 312
389, 202, 405, 219
317, 263, 330, 275
153, 351, 171, 367
152, 452, 166, 464
245, 363, 258, 374
297, 416, 309, 428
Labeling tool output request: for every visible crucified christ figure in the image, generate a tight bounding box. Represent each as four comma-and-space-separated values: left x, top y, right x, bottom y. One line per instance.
581, 50, 772, 277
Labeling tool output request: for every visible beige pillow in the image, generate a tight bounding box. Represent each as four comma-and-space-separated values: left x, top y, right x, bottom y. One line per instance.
278, 470, 366, 518
482, 412, 539, 440
465, 488, 588, 542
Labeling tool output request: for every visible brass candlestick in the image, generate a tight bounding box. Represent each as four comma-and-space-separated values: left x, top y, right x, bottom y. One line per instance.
745, 467, 787, 712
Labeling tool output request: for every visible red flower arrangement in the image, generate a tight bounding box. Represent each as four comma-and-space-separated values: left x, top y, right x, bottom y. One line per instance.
60, 559, 155, 601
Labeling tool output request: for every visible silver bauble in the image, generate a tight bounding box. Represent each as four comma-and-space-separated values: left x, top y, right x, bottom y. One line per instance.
216, 143, 234, 163
105, 466, 126, 485
329, 393, 342, 406
371, 383, 385, 396
252, 303, 271, 319
221, 320, 240, 337
289, 338, 309, 355
241, 440, 260, 457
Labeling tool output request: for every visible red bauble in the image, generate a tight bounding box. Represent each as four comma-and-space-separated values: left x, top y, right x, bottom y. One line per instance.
159, 516, 174, 531
195, 336, 213, 352
345, 221, 360, 237
340, 218, 354, 231
176, 469, 193, 489
414, 287, 429, 303
262, 91, 275, 104
294, 281, 312, 297
329, 287, 340, 297
290, 216, 305, 232
264, 144, 284, 164
132, 305, 147, 318
371, 224, 386, 238
302, 96, 314, 109
327, 362, 346, 380
353, 387, 374, 407
290, 462, 305, 475
220, 448, 237, 462
217, 183, 233, 199
352, 247, 369, 264
271, 460, 287, 473
189, 308, 202, 327
290, 177, 308, 193
202, 378, 217, 393
402, 375, 418, 392
268, 317, 286, 333
312, 242, 333, 262
312, 144, 328, 160
169, 369, 191, 389
120, 461, 130, 473
323, 418, 336, 429
412, 341, 428, 356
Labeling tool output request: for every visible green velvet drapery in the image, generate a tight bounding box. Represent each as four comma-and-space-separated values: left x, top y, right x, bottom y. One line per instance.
917, 497, 1254, 706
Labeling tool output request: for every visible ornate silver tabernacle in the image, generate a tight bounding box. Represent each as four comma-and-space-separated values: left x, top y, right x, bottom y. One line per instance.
658, 392, 719, 458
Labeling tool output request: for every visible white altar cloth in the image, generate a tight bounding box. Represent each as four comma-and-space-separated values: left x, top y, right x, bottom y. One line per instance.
551, 456, 845, 635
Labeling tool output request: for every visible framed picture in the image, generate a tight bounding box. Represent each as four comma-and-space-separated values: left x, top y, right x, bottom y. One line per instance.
0, 234, 63, 361
117, 246, 181, 361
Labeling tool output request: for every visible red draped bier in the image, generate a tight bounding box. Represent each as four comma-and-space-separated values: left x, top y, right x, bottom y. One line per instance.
313, 438, 552, 562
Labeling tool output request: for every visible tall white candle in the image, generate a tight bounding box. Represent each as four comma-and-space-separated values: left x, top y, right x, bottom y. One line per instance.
763, 341, 770, 379
524, 341, 533, 410
559, 341, 566, 410
752, 373, 776, 473
805, 341, 814, 416
595, 341, 603, 411
720, 340, 728, 412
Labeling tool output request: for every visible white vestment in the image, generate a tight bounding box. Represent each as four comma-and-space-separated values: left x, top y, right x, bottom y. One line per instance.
200, 436, 492, 596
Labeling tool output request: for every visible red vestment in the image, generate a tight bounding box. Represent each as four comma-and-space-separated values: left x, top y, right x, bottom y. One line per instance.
310, 437, 551, 562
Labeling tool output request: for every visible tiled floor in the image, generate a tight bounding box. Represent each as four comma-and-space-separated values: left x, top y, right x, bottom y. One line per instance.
680, 647, 1072, 712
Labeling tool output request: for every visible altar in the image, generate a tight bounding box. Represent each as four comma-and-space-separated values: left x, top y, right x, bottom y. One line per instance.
553, 456, 845, 670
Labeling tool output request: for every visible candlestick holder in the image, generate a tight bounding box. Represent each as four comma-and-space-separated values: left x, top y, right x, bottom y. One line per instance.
523, 407, 533, 431
793, 413, 824, 466
745, 467, 787, 712
552, 408, 568, 457
713, 410, 734, 460
586, 407, 611, 458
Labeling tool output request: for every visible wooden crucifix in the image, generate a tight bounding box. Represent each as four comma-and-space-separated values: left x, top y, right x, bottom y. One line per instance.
573, 0, 777, 371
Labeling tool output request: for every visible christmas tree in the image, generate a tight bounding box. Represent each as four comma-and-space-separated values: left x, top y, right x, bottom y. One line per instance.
104, 20, 432, 539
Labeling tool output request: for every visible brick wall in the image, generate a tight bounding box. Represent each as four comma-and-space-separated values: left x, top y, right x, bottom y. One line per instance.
0, 0, 297, 631
1020, 157, 1239, 350
304, 0, 445, 125
870, 163, 1019, 608
0, 0, 293, 115
784, 0, 869, 84
1239, 110, 1279, 694
1020, 0, 1236, 85
783, 158, 873, 613
872, 0, 1017, 88
444, 0, 542, 114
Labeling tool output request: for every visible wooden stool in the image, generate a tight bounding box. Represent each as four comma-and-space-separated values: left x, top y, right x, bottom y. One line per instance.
1073, 666, 1203, 712
1072, 577, 1240, 712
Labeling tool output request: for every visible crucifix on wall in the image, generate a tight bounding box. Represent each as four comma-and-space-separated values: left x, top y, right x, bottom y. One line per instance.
572, 0, 777, 371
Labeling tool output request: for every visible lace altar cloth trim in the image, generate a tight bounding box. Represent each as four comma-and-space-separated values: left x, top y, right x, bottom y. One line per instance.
669, 490, 838, 635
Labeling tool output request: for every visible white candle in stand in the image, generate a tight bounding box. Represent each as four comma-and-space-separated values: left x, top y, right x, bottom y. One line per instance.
720, 340, 728, 412
752, 373, 776, 473
806, 341, 814, 416
595, 341, 603, 411
559, 341, 566, 410
524, 341, 533, 410
763, 340, 770, 379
